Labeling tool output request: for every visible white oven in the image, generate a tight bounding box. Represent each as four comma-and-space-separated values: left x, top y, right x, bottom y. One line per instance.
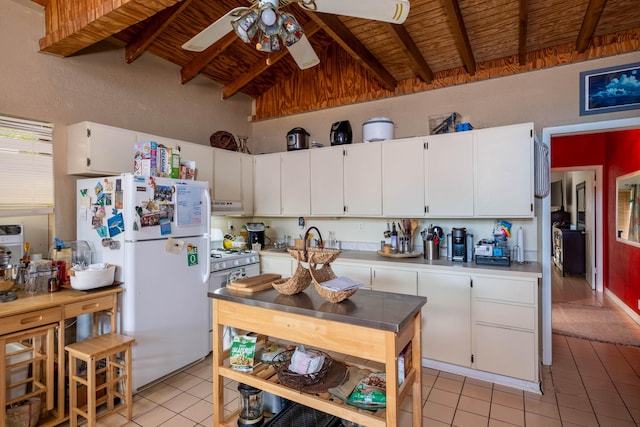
208, 249, 260, 352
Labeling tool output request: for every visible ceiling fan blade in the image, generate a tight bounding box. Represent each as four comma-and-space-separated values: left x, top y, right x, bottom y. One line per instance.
286, 34, 320, 69
299, 0, 410, 24
182, 7, 248, 52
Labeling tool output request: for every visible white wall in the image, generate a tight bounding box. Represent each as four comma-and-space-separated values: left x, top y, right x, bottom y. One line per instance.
2, 0, 253, 241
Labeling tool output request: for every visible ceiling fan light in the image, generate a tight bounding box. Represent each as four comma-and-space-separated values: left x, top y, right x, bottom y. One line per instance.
260, 8, 277, 26
231, 10, 259, 43
279, 13, 304, 47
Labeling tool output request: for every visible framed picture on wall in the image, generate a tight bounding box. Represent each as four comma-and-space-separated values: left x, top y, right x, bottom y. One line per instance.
579, 62, 640, 115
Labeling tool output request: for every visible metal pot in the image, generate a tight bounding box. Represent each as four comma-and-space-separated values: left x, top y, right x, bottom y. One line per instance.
362, 117, 395, 142
286, 127, 310, 151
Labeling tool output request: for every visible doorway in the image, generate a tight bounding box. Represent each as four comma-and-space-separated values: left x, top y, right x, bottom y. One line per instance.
541, 117, 640, 366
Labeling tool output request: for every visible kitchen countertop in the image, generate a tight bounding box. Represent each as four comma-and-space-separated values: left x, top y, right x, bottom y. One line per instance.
209, 286, 426, 333
259, 249, 542, 278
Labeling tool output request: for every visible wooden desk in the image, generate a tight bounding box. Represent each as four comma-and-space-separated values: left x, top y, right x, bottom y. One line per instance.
1, 287, 121, 427
209, 288, 426, 427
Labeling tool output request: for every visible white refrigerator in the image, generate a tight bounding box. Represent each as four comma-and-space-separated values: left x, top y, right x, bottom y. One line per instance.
76, 173, 210, 392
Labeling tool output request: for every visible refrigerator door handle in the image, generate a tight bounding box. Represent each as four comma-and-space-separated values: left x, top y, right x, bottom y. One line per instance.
203, 187, 211, 278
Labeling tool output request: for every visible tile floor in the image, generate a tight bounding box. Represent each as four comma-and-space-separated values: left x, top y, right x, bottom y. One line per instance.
73, 269, 640, 426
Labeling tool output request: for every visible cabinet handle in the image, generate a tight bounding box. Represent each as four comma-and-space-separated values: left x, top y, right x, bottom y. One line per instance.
21, 315, 43, 325
82, 303, 100, 311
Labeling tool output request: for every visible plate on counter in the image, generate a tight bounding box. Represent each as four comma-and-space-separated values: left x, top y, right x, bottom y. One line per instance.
376, 251, 422, 258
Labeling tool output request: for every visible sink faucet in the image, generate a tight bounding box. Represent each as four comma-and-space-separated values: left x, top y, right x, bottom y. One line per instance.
304, 226, 324, 249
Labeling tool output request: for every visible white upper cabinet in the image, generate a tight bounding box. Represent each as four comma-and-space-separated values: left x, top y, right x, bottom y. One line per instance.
425, 132, 474, 217
382, 137, 425, 217
310, 146, 345, 216
343, 143, 382, 216
254, 153, 282, 216
241, 153, 254, 215
281, 150, 310, 216
474, 123, 534, 217
67, 122, 137, 176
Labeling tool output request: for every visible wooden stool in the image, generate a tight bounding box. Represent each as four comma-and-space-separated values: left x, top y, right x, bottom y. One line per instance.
65, 333, 135, 427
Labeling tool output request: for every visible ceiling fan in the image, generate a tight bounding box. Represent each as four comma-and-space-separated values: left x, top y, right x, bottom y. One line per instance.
182, 0, 410, 70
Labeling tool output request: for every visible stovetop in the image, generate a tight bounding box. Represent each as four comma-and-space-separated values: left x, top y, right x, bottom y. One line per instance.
210, 247, 259, 272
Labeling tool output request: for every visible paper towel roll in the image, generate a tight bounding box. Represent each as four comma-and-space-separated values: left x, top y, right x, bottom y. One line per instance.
516, 227, 524, 263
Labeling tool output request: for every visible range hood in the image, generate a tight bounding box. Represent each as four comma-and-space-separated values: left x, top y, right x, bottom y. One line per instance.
212, 200, 243, 213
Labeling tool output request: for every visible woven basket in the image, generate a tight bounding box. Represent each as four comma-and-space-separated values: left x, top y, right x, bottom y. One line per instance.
272, 349, 333, 389
309, 258, 358, 303
287, 247, 341, 264
272, 252, 311, 295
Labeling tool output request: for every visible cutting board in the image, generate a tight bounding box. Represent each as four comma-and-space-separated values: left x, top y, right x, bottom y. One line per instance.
226, 281, 276, 293
230, 273, 281, 288
226, 273, 282, 293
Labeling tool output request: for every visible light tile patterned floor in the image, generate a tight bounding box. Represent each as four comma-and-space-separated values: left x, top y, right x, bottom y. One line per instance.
68, 269, 640, 426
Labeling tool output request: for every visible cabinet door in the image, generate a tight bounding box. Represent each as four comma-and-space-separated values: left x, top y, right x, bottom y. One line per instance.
343, 143, 382, 216
474, 325, 536, 381
213, 148, 243, 202
382, 137, 425, 217
260, 256, 293, 276
418, 271, 471, 367
331, 263, 372, 290
254, 153, 281, 216
281, 151, 310, 216
474, 123, 534, 217
310, 146, 344, 216
67, 122, 137, 175
372, 267, 417, 295
241, 152, 254, 215
425, 132, 474, 217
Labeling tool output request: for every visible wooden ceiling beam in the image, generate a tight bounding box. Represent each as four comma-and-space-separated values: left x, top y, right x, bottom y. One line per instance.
305, 12, 397, 91
125, 0, 193, 64
576, 0, 608, 52
440, 0, 476, 75
38, 0, 181, 56
222, 22, 322, 99
180, 32, 238, 84
518, 0, 529, 66
386, 23, 433, 83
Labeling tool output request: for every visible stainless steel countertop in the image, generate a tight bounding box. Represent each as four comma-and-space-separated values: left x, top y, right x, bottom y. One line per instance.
209, 287, 426, 333
259, 249, 542, 278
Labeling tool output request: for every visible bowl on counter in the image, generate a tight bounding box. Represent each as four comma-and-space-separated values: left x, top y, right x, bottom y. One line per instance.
69, 264, 116, 290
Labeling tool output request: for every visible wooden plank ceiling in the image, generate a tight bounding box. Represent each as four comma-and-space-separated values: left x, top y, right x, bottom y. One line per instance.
33, 0, 640, 120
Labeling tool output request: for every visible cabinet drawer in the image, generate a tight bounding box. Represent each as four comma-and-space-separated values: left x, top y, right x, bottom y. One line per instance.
473, 275, 536, 304
474, 324, 536, 381
474, 300, 535, 330
0, 308, 62, 335
64, 296, 115, 318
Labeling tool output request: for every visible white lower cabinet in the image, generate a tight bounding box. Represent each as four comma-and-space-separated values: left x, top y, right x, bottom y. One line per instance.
259, 256, 293, 277
371, 267, 417, 295
418, 271, 471, 367
471, 274, 539, 382
331, 262, 372, 290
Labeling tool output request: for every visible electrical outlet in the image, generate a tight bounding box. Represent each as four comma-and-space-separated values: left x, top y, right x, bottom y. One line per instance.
228, 221, 233, 231
358, 222, 365, 232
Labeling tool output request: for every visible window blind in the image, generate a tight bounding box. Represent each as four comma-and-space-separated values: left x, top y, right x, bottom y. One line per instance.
0, 115, 54, 213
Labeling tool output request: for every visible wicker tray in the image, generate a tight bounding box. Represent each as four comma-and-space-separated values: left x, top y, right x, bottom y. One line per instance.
309, 259, 358, 303
287, 247, 341, 264
272, 349, 333, 390
272, 252, 311, 295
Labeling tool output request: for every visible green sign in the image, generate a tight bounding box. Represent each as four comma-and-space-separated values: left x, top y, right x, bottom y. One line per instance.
187, 245, 198, 266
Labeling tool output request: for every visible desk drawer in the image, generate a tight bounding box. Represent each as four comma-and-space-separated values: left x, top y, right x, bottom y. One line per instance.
64, 295, 115, 318
0, 308, 62, 335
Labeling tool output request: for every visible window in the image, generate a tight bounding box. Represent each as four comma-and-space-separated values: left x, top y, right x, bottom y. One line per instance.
0, 115, 54, 214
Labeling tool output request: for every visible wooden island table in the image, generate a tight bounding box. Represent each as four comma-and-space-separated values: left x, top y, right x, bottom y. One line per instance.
209, 287, 427, 427
1, 286, 121, 427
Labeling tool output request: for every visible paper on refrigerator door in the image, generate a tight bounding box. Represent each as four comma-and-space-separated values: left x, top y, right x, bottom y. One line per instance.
165, 237, 184, 255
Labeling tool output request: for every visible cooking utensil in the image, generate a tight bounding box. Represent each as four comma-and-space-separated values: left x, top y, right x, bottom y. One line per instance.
362, 117, 395, 142
287, 127, 310, 151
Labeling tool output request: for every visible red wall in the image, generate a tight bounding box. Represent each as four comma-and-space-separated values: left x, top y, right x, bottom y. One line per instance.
552, 129, 640, 315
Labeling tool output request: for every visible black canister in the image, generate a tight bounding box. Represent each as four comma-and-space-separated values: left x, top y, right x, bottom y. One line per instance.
330, 121, 352, 145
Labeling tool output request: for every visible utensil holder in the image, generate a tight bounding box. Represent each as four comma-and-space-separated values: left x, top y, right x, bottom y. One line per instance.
424, 240, 439, 260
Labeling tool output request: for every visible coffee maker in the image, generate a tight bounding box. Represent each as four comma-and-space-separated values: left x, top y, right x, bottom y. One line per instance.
246, 222, 265, 248
451, 228, 467, 262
